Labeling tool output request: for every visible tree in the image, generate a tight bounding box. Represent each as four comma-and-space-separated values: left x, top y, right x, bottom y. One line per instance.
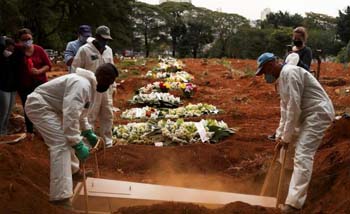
17, 0, 67, 48
337, 6, 350, 44
303, 12, 337, 31
262, 11, 304, 29
63, 0, 134, 50
177, 8, 214, 58
308, 29, 343, 56
0, 0, 134, 50
213, 27, 270, 59
160, 2, 194, 57
267, 27, 292, 57
132, 2, 167, 57
211, 11, 249, 57
0, 0, 22, 35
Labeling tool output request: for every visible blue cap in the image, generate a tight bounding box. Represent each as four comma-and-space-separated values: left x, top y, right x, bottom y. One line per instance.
256, 52, 276, 76
79, 25, 92, 37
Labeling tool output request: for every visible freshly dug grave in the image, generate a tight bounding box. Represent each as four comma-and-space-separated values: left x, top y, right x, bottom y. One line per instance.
0, 59, 349, 214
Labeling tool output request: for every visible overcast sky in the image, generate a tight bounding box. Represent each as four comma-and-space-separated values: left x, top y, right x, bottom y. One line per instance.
137, 0, 349, 20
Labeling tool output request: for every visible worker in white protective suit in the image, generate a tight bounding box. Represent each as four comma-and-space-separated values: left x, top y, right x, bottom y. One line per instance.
256, 52, 335, 214
71, 25, 115, 148
25, 63, 118, 208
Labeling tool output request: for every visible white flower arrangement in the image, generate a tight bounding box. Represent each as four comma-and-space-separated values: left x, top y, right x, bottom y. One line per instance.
145, 71, 194, 83
121, 106, 160, 120
112, 119, 234, 145
138, 81, 197, 98
121, 103, 219, 120
130, 92, 181, 108
154, 57, 185, 72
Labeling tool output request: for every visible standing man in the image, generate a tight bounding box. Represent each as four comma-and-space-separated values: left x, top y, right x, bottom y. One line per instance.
72, 25, 115, 148
256, 52, 335, 213
64, 25, 92, 73
25, 63, 118, 207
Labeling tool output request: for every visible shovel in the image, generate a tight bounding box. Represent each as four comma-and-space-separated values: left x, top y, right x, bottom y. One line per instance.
81, 138, 103, 214
260, 142, 289, 207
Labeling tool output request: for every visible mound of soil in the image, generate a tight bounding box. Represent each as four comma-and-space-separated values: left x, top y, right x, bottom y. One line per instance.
116, 202, 277, 214
320, 77, 347, 87
0, 139, 75, 213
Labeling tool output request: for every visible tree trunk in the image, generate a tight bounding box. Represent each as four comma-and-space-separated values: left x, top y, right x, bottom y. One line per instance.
192, 48, 197, 58
220, 35, 226, 58
172, 36, 176, 57
144, 30, 149, 58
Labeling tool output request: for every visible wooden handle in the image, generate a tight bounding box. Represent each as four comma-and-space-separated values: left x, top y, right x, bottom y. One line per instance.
260, 148, 279, 196
276, 146, 288, 207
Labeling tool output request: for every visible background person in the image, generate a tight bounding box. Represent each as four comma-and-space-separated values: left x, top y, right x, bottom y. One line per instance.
0, 36, 17, 135
72, 25, 115, 148
290, 26, 312, 71
16, 28, 52, 139
64, 25, 92, 73
25, 63, 118, 208
268, 26, 313, 142
256, 52, 334, 213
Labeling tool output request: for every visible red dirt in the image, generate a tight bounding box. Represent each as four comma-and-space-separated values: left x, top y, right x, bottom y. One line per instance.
0, 59, 350, 213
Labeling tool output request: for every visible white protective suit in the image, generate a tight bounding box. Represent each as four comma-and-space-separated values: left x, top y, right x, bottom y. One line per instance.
275, 63, 335, 209
25, 68, 96, 201
71, 38, 115, 147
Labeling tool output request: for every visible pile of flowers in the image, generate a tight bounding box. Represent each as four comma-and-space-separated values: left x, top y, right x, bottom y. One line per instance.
130, 92, 181, 108
112, 119, 234, 145
145, 71, 194, 83
121, 103, 219, 120
121, 106, 160, 120
138, 81, 197, 98
155, 57, 185, 72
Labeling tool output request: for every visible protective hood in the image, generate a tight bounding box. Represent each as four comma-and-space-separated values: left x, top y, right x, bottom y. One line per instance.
75, 67, 97, 90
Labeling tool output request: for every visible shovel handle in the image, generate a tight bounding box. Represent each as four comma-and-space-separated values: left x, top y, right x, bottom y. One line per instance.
82, 161, 89, 213
260, 148, 279, 196
276, 145, 288, 207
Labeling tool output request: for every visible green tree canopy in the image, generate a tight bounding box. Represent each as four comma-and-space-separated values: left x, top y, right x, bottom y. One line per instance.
337, 6, 350, 44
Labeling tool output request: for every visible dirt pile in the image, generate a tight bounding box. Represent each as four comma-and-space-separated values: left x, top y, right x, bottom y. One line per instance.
116, 202, 277, 214
0, 139, 76, 213
303, 115, 350, 213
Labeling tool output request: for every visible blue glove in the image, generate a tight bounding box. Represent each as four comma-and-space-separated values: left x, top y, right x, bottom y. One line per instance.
72, 141, 90, 161
81, 129, 98, 147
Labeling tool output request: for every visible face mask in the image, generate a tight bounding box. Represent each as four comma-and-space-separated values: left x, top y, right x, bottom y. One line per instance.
96, 84, 109, 93
24, 39, 33, 48
264, 73, 276, 84
3, 50, 13, 57
293, 40, 303, 48
98, 40, 107, 49
79, 36, 88, 43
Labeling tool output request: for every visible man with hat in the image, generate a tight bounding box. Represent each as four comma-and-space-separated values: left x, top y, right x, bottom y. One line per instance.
25, 63, 118, 208
256, 52, 335, 213
64, 25, 92, 73
72, 25, 115, 148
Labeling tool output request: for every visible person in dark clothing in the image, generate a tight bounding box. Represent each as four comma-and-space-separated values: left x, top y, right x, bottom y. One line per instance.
291, 26, 312, 71
0, 36, 17, 135
16, 28, 52, 139
268, 27, 313, 141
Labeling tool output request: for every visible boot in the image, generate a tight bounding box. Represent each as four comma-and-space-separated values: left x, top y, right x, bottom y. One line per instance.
280, 204, 301, 214
50, 197, 73, 210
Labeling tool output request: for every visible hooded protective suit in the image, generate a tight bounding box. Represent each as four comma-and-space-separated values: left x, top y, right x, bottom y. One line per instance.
25, 68, 96, 201
275, 63, 335, 209
71, 38, 115, 147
